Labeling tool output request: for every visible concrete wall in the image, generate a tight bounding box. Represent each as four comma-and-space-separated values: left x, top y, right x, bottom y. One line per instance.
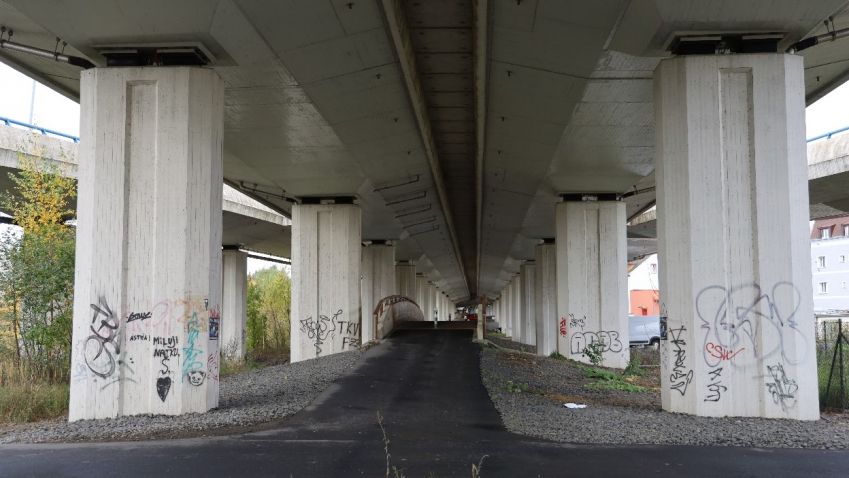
290, 203, 361, 362
555, 200, 628, 369
655, 54, 817, 419
361, 244, 396, 343
535, 243, 557, 356
69, 67, 224, 420
520, 262, 537, 345
396, 262, 417, 299
221, 250, 248, 360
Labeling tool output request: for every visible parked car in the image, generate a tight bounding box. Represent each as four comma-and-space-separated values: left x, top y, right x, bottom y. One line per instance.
485, 316, 500, 333
629, 315, 660, 348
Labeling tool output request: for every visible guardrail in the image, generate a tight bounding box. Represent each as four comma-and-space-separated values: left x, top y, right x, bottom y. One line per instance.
0, 115, 79, 143
808, 125, 849, 143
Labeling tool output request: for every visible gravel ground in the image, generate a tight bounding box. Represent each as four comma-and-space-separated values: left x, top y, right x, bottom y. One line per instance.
487, 335, 537, 355
0, 350, 361, 444
480, 346, 849, 449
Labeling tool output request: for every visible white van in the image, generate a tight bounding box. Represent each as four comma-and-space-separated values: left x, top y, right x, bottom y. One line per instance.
629, 315, 661, 348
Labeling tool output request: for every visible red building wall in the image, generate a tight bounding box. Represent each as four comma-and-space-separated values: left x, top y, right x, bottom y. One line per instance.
630, 289, 660, 316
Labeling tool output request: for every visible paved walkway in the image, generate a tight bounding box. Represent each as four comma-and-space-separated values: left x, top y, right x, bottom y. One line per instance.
1, 330, 848, 477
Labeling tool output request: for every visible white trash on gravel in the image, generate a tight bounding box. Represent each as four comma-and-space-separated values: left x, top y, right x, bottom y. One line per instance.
564, 403, 587, 409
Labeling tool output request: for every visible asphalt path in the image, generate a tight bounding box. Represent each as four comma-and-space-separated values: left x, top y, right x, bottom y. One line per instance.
1, 329, 848, 477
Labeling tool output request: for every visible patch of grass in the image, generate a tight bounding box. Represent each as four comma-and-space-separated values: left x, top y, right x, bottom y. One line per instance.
0, 382, 69, 423
582, 365, 650, 394
582, 366, 619, 381
585, 380, 649, 393
506, 380, 530, 393
623, 353, 644, 377
549, 352, 567, 360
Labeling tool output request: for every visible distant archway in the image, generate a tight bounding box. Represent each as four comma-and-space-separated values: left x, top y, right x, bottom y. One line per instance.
372, 295, 424, 339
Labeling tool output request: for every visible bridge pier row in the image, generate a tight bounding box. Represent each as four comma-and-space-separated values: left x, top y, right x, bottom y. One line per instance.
221, 249, 248, 361
655, 54, 817, 419
520, 262, 537, 346
361, 243, 396, 343
290, 203, 361, 363
535, 242, 558, 357
511, 277, 520, 339
556, 200, 629, 369
69, 67, 224, 421
503, 277, 514, 338
395, 261, 416, 301
415, 274, 427, 319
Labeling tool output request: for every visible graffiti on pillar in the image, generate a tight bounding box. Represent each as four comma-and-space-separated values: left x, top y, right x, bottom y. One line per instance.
568, 314, 585, 330
299, 309, 341, 356
127, 311, 152, 323
339, 318, 361, 349
704, 342, 745, 362
704, 367, 726, 402
182, 311, 206, 386
83, 297, 121, 378
668, 325, 693, 396
696, 282, 808, 367
153, 335, 179, 401
569, 330, 622, 355
207, 353, 220, 383
559, 317, 567, 337
208, 308, 220, 340
766, 363, 798, 411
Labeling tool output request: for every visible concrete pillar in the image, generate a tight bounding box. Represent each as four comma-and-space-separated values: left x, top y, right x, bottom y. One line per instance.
520, 262, 537, 345
221, 249, 248, 361
290, 203, 361, 362
555, 200, 628, 369
361, 243, 395, 342
503, 280, 514, 338
512, 275, 523, 342
655, 54, 816, 419
396, 261, 416, 299
535, 243, 557, 356
69, 67, 224, 421
415, 274, 426, 317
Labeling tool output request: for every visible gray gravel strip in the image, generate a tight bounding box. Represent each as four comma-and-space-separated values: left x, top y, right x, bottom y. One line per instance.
0, 350, 361, 444
487, 335, 537, 355
480, 347, 849, 449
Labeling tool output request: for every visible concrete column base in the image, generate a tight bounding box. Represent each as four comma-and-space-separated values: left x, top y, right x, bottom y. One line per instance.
361, 244, 395, 342
556, 200, 628, 369
290, 203, 361, 362
655, 53, 817, 419
535, 243, 557, 356
222, 249, 248, 361
69, 67, 224, 421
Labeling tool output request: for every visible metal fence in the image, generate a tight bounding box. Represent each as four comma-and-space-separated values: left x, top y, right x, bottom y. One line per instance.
818, 318, 849, 411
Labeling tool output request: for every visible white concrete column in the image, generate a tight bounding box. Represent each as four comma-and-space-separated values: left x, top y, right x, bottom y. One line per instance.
655, 54, 816, 419
535, 243, 557, 356
504, 280, 514, 338
290, 203, 361, 362
396, 261, 416, 299
361, 243, 396, 342
520, 262, 537, 346
69, 67, 224, 421
511, 275, 522, 341
556, 200, 628, 368
415, 274, 426, 317
221, 249, 248, 361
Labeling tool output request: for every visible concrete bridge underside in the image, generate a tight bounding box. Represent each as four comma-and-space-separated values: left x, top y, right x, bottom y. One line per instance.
3, 0, 849, 421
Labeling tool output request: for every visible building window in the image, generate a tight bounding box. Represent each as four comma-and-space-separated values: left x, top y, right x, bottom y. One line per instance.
818, 256, 826, 268
842, 255, 847, 263
844, 224, 849, 237
820, 282, 829, 294
650, 263, 657, 274
822, 227, 831, 239
843, 281, 847, 289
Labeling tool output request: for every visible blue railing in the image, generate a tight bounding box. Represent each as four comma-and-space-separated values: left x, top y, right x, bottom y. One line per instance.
808, 125, 849, 143
0, 115, 80, 143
